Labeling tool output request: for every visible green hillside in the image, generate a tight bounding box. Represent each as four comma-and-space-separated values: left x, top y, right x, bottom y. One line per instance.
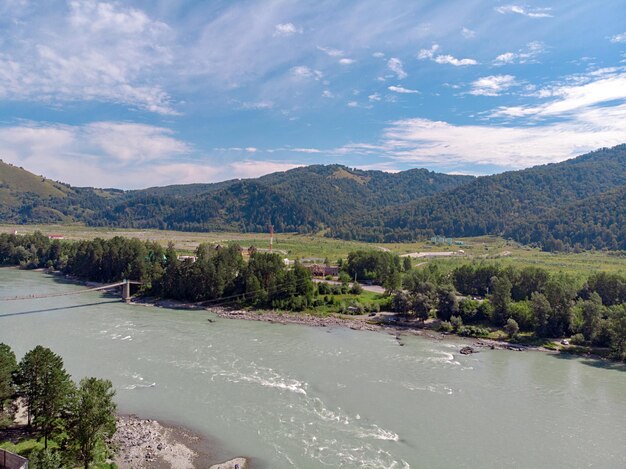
1, 145, 626, 251
0, 160, 71, 206
331, 145, 626, 250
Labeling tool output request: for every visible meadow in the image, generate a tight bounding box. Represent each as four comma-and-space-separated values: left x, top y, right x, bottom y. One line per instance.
2, 224, 624, 276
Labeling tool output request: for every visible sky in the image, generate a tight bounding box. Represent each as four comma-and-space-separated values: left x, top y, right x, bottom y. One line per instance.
0, 0, 625, 189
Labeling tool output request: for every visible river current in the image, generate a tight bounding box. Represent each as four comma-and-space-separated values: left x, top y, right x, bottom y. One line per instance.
1, 269, 625, 468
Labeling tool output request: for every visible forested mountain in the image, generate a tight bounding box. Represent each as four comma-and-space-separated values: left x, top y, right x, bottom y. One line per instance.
99, 165, 474, 232
505, 186, 626, 251
2, 144, 626, 251
330, 145, 626, 250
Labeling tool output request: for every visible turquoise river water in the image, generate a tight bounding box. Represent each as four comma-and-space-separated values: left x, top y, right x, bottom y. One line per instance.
0, 269, 625, 468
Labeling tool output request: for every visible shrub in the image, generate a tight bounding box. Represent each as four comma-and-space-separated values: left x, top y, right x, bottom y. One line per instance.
450, 315, 464, 332
350, 282, 363, 295
458, 326, 490, 338
438, 321, 453, 333
504, 318, 520, 338
571, 333, 586, 345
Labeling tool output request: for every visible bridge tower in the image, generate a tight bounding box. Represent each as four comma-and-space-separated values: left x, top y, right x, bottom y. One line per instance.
122, 279, 131, 302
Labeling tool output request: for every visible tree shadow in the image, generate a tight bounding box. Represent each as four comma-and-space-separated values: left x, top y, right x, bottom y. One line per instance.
550, 350, 626, 372
0, 300, 120, 319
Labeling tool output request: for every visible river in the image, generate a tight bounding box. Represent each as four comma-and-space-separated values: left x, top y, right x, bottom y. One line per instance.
1, 269, 625, 468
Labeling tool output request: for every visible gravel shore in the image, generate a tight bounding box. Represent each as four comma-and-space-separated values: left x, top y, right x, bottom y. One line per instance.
111, 415, 248, 469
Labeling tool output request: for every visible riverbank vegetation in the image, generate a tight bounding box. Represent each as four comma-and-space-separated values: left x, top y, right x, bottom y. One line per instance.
0, 344, 117, 468
1, 231, 624, 361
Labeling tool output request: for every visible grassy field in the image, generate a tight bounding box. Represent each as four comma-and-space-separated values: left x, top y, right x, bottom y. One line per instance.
2, 224, 624, 275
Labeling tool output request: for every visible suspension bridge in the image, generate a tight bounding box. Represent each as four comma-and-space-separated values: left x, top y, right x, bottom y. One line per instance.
0, 279, 142, 302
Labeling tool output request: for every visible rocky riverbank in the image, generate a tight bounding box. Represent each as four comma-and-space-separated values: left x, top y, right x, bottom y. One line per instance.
111, 415, 248, 469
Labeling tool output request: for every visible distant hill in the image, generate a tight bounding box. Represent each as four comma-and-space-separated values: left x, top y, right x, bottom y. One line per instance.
1, 144, 626, 251
88, 165, 474, 232
505, 185, 626, 251
330, 145, 626, 250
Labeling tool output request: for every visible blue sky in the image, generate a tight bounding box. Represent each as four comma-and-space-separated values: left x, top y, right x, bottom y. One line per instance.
1, 0, 625, 189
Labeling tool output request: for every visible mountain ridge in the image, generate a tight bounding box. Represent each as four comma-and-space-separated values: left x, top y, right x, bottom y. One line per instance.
1, 144, 625, 251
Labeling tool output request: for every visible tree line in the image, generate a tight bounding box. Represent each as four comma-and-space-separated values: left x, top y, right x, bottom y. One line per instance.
0, 232, 316, 311
392, 263, 626, 360
1, 233, 624, 359
0, 344, 116, 468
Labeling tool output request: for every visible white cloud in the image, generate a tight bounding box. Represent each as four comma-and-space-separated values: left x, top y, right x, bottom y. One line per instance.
322, 90, 334, 98
318, 46, 344, 57
434, 55, 478, 66
495, 5, 553, 18
492, 70, 626, 118
387, 58, 408, 79
336, 68, 626, 172
290, 148, 321, 153
339, 58, 356, 65
494, 41, 545, 65
388, 85, 419, 94
377, 109, 626, 171
372, 52, 385, 58
417, 44, 477, 66
610, 32, 626, 43
241, 100, 274, 110
0, 0, 177, 115
229, 160, 303, 178
347, 101, 359, 107
0, 121, 195, 188
274, 23, 302, 37
470, 75, 517, 96
461, 27, 476, 38
290, 66, 323, 80
417, 44, 439, 60
494, 52, 516, 64
368, 93, 381, 102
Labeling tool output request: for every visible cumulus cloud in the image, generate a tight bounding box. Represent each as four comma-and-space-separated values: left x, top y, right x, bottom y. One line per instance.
434, 55, 478, 66
388, 85, 419, 94
336, 68, 626, 172
470, 75, 517, 96
339, 58, 356, 65
610, 32, 626, 43
0, 121, 194, 188
494, 41, 545, 65
387, 58, 408, 79
229, 160, 303, 178
417, 44, 440, 60
417, 44, 477, 66
461, 27, 476, 38
495, 5, 553, 18
0, 0, 177, 114
376, 110, 626, 171
318, 46, 344, 57
290, 66, 323, 80
274, 22, 302, 37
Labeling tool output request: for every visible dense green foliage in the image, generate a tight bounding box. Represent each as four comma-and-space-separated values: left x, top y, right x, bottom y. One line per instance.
394, 262, 626, 360
67, 377, 117, 469
3, 145, 626, 251
0, 232, 316, 310
15, 346, 73, 447
331, 145, 626, 250
0, 344, 17, 428
1, 344, 117, 467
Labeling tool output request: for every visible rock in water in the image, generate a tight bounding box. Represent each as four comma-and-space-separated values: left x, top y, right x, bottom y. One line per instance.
460, 346, 476, 355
